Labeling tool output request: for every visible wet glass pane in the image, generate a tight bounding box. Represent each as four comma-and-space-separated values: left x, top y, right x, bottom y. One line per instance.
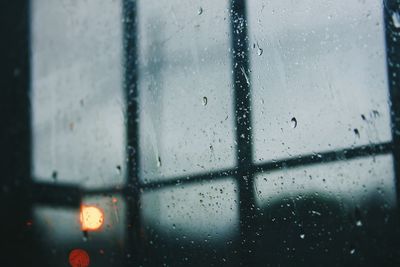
5, 0, 400, 266
253, 154, 397, 265
31, 0, 125, 188
137, 0, 236, 183
254, 154, 395, 206
248, 0, 392, 163
141, 178, 239, 265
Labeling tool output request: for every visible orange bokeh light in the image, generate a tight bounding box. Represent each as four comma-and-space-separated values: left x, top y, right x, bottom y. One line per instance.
69, 249, 90, 267
80, 205, 104, 231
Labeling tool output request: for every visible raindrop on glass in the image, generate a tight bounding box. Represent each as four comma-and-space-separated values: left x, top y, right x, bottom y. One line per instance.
372, 110, 380, 118
198, 7, 203, 15
240, 66, 250, 85
116, 165, 122, 175
392, 12, 400, 28
257, 47, 263, 56
82, 231, 88, 242
291, 117, 297, 128
353, 128, 360, 138
157, 156, 162, 167
254, 42, 263, 56
300, 234, 305, 239
354, 207, 362, 227
202, 96, 208, 106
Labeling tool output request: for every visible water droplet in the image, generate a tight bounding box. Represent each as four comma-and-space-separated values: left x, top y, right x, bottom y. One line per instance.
157, 156, 162, 167
240, 66, 250, 85
311, 210, 321, 216
198, 7, 203, 15
254, 42, 263, 56
202, 96, 208, 106
350, 248, 356, 254
392, 12, 400, 28
372, 110, 380, 118
300, 234, 305, 239
353, 128, 360, 138
116, 165, 121, 175
82, 231, 88, 242
354, 207, 363, 227
291, 117, 297, 128
361, 114, 366, 120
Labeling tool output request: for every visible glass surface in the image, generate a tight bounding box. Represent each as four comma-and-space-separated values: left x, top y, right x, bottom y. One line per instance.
21, 0, 400, 266
252, 154, 397, 266
142, 178, 238, 240
254, 154, 395, 206
248, 0, 392, 163
137, 0, 236, 182
31, 0, 125, 188
33, 195, 126, 266
141, 178, 239, 265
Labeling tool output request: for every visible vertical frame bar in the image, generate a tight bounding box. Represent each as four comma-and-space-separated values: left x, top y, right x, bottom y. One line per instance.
0, 1, 36, 265
123, 0, 142, 265
229, 0, 256, 265
384, 0, 400, 207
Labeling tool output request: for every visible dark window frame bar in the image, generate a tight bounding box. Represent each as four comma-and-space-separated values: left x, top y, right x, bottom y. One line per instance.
2, 1, 36, 266
384, 0, 400, 206
229, 0, 257, 263
122, 0, 142, 265
31, 142, 393, 198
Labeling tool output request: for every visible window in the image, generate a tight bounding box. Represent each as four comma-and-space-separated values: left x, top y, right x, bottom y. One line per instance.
8, 0, 400, 266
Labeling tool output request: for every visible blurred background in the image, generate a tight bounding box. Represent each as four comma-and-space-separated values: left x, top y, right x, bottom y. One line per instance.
2, 0, 400, 266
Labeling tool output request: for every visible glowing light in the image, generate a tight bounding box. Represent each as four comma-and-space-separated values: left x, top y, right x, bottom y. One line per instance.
69, 249, 90, 267
80, 205, 104, 231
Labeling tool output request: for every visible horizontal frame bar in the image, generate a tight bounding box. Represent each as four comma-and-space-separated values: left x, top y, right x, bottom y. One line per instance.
32, 141, 393, 206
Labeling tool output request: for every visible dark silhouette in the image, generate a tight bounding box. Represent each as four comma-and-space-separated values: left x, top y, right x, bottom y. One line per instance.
138, 193, 400, 266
